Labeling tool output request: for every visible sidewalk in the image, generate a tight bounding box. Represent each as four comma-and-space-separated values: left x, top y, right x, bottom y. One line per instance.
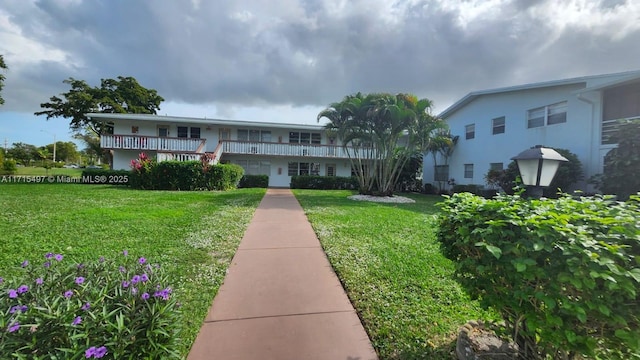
187, 188, 378, 360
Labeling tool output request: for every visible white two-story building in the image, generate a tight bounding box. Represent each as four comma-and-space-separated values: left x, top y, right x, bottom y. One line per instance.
89, 113, 364, 187
423, 70, 640, 192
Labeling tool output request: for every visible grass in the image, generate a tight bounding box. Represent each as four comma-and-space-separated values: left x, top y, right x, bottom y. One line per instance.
0, 184, 265, 357
293, 190, 499, 359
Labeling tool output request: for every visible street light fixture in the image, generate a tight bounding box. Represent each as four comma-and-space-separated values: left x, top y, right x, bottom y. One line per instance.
511, 145, 568, 198
41, 130, 56, 163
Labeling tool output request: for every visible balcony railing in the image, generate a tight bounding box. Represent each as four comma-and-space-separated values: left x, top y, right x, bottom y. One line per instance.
602, 116, 640, 145
101, 135, 205, 153
221, 140, 375, 159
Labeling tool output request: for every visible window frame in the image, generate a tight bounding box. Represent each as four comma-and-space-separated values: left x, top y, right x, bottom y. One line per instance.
465, 124, 475, 140
464, 164, 474, 179
492, 117, 505, 135
527, 101, 567, 128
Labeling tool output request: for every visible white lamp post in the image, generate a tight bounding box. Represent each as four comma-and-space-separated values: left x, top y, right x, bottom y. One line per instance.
511, 145, 568, 198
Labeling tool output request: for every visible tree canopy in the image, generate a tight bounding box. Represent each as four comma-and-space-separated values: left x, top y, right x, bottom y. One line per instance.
35, 76, 164, 135
318, 92, 448, 196
0, 55, 7, 106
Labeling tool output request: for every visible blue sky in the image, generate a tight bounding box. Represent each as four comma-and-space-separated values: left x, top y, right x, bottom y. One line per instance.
1, 0, 639, 149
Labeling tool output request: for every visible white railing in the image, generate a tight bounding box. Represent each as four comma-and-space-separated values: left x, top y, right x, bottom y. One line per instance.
221, 140, 375, 159
101, 135, 205, 153
157, 153, 203, 162
602, 116, 640, 145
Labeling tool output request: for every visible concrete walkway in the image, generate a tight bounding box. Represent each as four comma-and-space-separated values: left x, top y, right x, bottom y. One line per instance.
187, 188, 378, 360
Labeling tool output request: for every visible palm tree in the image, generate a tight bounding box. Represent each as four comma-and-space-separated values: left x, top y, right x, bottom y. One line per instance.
319, 92, 447, 196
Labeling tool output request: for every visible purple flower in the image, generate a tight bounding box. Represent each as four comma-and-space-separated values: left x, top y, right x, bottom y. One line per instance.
45, 252, 54, 259
0, 277, 3, 284
131, 275, 141, 284
154, 287, 172, 300
138, 257, 146, 264
141, 292, 150, 300
21, 305, 28, 312
82, 302, 91, 311
44, 261, 51, 268
10, 305, 27, 313
8, 289, 18, 298
95, 346, 108, 358
64, 290, 73, 298
75, 277, 85, 285
119, 266, 126, 273
99, 256, 105, 263
21, 260, 29, 267
121, 280, 130, 288
141, 273, 149, 282
131, 287, 138, 295
72, 316, 82, 326
17, 285, 29, 294
35, 278, 43, 285
85, 347, 96, 358
8, 322, 20, 333
77, 263, 85, 269
123, 250, 128, 256
54, 254, 63, 261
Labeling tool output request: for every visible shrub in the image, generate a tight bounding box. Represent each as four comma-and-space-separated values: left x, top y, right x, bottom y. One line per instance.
486, 148, 583, 198
238, 175, 269, 188
437, 192, 640, 359
595, 119, 640, 200
290, 175, 358, 190
2, 159, 17, 175
0, 252, 181, 359
451, 184, 483, 195
128, 153, 244, 191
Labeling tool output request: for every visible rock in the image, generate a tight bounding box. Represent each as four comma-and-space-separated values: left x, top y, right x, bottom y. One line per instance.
456, 321, 519, 360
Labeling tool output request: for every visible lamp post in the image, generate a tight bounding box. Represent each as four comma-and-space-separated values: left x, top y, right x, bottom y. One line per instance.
41, 130, 56, 162
511, 145, 568, 199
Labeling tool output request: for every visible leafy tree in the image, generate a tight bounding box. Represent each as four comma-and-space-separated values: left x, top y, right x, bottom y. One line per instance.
0, 54, 6, 106
318, 92, 447, 196
74, 131, 109, 164
45, 141, 79, 163
7, 142, 39, 166
426, 129, 458, 192
596, 119, 640, 200
35, 76, 164, 135
485, 148, 583, 198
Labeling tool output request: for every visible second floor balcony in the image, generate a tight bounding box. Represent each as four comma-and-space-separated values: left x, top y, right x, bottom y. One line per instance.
101, 135, 205, 153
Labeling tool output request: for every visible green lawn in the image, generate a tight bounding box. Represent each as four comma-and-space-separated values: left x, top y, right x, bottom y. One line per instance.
0, 185, 265, 357
12, 166, 84, 176
293, 190, 498, 359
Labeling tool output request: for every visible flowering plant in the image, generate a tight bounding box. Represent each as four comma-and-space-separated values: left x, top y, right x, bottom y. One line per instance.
0, 251, 181, 359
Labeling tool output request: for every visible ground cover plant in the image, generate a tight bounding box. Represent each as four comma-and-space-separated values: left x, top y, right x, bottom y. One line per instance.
0, 185, 265, 358
293, 190, 498, 359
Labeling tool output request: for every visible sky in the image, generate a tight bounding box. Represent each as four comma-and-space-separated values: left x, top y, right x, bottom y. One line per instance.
1, 0, 639, 150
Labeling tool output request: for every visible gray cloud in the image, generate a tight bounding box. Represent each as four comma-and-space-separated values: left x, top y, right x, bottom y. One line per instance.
0, 0, 639, 116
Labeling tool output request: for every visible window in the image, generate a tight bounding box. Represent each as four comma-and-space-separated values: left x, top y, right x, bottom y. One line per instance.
177, 126, 188, 138
238, 129, 270, 142
288, 162, 320, 176
190, 127, 201, 139
489, 162, 504, 171
220, 128, 231, 140
234, 160, 270, 175
527, 101, 567, 128
158, 126, 169, 137
178, 126, 201, 138
464, 164, 474, 179
465, 124, 475, 139
434, 165, 449, 182
289, 132, 321, 144
492, 117, 505, 135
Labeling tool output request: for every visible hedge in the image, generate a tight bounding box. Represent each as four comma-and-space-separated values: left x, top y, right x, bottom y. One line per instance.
129, 161, 244, 191
437, 192, 640, 359
238, 175, 269, 188
290, 175, 358, 190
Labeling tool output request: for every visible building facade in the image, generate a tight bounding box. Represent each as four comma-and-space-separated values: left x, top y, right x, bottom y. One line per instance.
423, 70, 640, 192
90, 113, 362, 187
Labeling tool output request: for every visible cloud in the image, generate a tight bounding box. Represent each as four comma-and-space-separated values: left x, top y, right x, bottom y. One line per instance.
0, 0, 638, 119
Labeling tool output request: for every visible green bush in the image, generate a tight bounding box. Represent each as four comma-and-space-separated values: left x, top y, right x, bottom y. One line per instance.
0, 252, 181, 359
238, 175, 269, 188
595, 119, 640, 200
437, 192, 640, 359
128, 154, 244, 191
451, 184, 482, 194
290, 175, 358, 190
2, 159, 17, 175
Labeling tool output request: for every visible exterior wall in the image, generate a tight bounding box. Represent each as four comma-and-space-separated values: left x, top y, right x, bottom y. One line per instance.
424, 83, 597, 191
